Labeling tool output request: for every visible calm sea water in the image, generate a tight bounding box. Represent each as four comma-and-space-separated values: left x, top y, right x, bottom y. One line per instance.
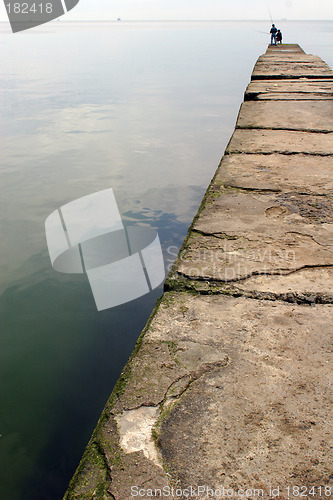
0, 20, 332, 499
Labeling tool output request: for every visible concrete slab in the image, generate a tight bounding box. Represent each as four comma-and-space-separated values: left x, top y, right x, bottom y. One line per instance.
258, 54, 323, 64
62, 292, 333, 499
154, 294, 333, 497
236, 100, 333, 132
236, 267, 333, 296
245, 80, 333, 101
252, 60, 333, 80
216, 154, 333, 195
250, 93, 333, 100
266, 44, 305, 53
226, 129, 333, 155
175, 190, 333, 293
254, 61, 332, 70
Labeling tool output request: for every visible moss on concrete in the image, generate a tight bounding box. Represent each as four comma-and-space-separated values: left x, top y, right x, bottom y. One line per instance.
63, 295, 166, 499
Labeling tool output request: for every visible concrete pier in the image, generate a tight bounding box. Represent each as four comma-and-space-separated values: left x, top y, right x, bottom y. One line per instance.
64, 45, 333, 499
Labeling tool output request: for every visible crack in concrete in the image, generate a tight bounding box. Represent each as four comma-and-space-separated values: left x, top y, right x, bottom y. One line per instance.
286, 231, 333, 248
246, 91, 332, 96
245, 91, 333, 101
226, 151, 333, 157
94, 439, 112, 472
176, 263, 333, 284
165, 276, 333, 305
176, 269, 288, 284
105, 485, 117, 500
165, 359, 228, 398
120, 357, 229, 416
251, 75, 333, 80
90, 439, 116, 496
113, 357, 230, 469
282, 191, 328, 197
119, 374, 189, 412
237, 126, 333, 134
247, 99, 332, 102
209, 183, 330, 198
167, 263, 333, 305
190, 228, 272, 244
223, 184, 282, 193
286, 263, 333, 276
226, 185, 329, 196
191, 228, 238, 240
160, 375, 193, 407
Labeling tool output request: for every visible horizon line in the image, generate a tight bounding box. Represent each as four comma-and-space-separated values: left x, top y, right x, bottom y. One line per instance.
0, 18, 328, 22
0, 18, 332, 25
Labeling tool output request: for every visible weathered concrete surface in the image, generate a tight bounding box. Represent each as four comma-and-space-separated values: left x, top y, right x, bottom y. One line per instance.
258, 54, 319, 61
176, 188, 333, 291
244, 80, 333, 101
227, 129, 333, 155
155, 294, 333, 494
237, 100, 333, 132
266, 44, 304, 53
64, 45, 333, 500
217, 154, 333, 195
251, 50, 333, 80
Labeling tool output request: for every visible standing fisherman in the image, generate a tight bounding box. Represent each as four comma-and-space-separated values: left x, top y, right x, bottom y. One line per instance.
270, 24, 277, 45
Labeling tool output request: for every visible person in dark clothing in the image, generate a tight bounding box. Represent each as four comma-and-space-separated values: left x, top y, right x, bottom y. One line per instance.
270, 24, 277, 45
276, 29, 282, 44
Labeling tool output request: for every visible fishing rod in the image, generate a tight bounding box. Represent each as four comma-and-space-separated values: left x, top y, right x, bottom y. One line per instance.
256, 4, 276, 36
267, 3, 274, 24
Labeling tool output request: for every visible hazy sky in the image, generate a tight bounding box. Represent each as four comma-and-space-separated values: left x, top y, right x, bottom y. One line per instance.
0, 0, 332, 22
